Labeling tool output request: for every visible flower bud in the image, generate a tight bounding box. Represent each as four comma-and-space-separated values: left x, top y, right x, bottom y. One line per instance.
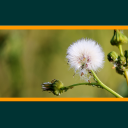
52, 79, 64, 96
125, 50, 128, 64
125, 50, 128, 58
42, 79, 64, 96
119, 56, 126, 65
107, 51, 118, 62
116, 65, 125, 75
110, 30, 128, 46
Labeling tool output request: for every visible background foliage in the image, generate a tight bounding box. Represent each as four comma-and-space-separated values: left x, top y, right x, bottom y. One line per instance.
0, 30, 128, 97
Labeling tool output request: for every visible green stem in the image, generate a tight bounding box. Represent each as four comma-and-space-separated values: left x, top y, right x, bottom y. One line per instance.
118, 44, 124, 57
60, 82, 100, 91
91, 70, 123, 98
124, 70, 128, 86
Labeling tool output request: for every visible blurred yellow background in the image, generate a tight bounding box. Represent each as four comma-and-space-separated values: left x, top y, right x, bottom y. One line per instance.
0, 30, 128, 97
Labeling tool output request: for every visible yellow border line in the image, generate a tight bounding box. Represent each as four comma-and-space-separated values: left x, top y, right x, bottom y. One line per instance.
0, 98, 128, 101
0, 26, 128, 29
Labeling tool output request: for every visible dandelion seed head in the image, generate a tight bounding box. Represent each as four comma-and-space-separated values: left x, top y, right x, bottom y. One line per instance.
66, 38, 104, 81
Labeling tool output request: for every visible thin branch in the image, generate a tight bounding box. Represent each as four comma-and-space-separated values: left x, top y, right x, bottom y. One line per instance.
60, 82, 100, 92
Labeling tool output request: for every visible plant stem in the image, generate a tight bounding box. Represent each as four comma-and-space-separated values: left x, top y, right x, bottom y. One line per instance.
91, 70, 123, 98
60, 82, 100, 91
124, 70, 128, 86
118, 44, 124, 57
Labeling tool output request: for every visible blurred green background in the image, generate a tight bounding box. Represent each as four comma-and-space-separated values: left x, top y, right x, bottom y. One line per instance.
0, 30, 128, 97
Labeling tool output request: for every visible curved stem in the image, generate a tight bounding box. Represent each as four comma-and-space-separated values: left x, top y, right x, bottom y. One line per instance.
60, 82, 100, 91
118, 44, 124, 57
91, 70, 123, 98
124, 70, 128, 86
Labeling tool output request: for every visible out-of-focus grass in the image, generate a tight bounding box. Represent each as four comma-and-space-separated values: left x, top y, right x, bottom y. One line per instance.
0, 30, 128, 97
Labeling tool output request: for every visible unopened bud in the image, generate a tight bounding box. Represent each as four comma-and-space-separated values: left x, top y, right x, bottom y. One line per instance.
125, 50, 128, 58
116, 65, 125, 75
110, 30, 128, 46
42, 79, 64, 96
107, 51, 118, 62
52, 79, 64, 96
119, 56, 126, 65
125, 50, 128, 64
